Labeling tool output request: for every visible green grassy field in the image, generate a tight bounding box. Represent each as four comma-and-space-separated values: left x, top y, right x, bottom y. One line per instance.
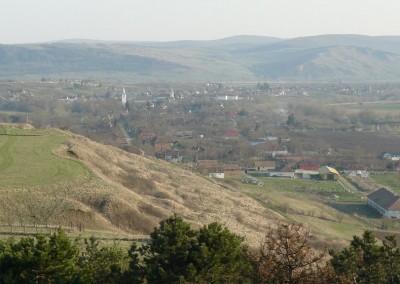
370, 172, 400, 193
228, 175, 381, 247
343, 102, 400, 112
0, 125, 90, 188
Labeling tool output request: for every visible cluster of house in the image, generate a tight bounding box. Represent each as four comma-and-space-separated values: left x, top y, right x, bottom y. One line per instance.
195, 158, 400, 220
382, 152, 400, 171
382, 152, 400, 161
192, 160, 341, 181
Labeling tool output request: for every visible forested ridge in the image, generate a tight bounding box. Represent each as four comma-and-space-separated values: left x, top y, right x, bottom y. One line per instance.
0, 215, 399, 283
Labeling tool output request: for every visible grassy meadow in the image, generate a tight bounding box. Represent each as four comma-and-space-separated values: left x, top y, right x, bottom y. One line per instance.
0, 124, 90, 188
370, 172, 400, 193
227, 175, 383, 247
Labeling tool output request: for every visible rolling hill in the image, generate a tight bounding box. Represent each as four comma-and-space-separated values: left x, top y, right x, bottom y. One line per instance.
0, 124, 283, 244
0, 124, 391, 248
2, 34, 400, 82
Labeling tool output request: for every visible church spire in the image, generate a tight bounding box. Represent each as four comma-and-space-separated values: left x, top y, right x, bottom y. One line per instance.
121, 87, 127, 107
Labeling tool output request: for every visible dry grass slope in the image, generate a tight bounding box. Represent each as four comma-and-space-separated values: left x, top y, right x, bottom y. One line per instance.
58, 130, 284, 244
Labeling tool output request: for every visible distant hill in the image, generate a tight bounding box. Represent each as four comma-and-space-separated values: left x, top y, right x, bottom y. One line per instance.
2, 34, 400, 82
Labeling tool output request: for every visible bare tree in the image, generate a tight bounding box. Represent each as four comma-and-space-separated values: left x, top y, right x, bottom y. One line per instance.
253, 222, 328, 284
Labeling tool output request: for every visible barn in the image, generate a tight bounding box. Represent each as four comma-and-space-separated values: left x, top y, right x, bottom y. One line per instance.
319, 166, 339, 181
367, 188, 400, 218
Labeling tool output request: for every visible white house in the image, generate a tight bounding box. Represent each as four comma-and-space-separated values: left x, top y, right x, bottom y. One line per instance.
382, 152, 400, 161
344, 170, 369, 178
367, 188, 400, 219
269, 165, 295, 178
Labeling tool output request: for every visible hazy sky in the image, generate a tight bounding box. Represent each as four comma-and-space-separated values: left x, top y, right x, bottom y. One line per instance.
2, 0, 400, 44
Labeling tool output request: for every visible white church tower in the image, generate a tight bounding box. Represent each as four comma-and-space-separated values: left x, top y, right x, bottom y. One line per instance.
121, 87, 127, 107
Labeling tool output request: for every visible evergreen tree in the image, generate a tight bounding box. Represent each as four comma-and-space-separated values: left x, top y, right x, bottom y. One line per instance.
330, 231, 388, 284
79, 236, 127, 284
287, 113, 296, 127
193, 222, 252, 283
0, 229, 80, 283
381, 235, 400, 283
138, 215, 252, 283
122, 243, 145, 284
142, 214, 198, 283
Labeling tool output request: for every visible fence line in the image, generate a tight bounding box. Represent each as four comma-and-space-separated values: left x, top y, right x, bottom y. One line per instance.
0, 224, 150, 242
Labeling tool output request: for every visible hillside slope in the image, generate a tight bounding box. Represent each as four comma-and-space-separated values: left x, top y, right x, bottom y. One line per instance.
0, 125, 282, 243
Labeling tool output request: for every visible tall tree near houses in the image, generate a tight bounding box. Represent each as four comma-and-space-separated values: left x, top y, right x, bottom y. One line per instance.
287, 113, 296, 128
137, 214, 253, 283
193, 222, 252, 283
252, 223, 328, 284
381, 235, 400, 284
330, 230, 387, 284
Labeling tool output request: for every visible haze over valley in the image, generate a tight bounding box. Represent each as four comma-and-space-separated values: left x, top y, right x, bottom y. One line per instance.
3, 34, 400, 82
3, 1, 400, 282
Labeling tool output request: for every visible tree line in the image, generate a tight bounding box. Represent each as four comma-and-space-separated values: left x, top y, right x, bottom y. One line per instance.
0, 215, 399, 283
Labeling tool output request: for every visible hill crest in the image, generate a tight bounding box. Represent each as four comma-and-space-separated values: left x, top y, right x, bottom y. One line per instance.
2, 34, 400, 82
0, 125, 281, 243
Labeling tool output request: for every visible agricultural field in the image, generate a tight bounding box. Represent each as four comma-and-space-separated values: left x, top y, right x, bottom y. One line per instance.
370, 172, 400, 194
227, 175, 383, 248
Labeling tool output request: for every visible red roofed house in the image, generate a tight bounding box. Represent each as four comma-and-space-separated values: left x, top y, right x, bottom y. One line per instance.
139, 129, 156, 140
254, 161, 276, 171
154, 143, 172, 153
298, 164, 320, 171
196, 160, 220, 174
223, 164, 242, 175
224, 129, 240, 139
367, 188, 400, 218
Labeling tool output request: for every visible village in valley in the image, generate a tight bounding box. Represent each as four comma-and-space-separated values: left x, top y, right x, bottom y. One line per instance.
2, 80, 400, 220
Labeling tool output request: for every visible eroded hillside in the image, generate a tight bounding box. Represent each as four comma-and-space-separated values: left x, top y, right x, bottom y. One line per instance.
0, 125, 283, 244
63, 130, 284, 243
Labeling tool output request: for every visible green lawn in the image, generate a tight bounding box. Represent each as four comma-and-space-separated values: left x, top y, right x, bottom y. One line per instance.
344, 102, 400, 112
0, 125, 90, 188
228, 175, 378, 246
370, 173, 400, 194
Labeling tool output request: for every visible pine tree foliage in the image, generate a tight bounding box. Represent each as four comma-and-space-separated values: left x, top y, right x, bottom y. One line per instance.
79, 236, 127, 284
142, 214, 199, 283
1, 217, 400, 283
0, 229, 80, 283
330, 230, 400, 284
139, 214, 252, 283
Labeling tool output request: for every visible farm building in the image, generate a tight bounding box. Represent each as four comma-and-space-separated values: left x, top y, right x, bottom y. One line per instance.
367, 188, 400, 218
344, 170, 369, 178
298, 163, 320, 171
294, 169, 320, 179
319, 166, 339, 181
223, 164, 242, 175
197, 160, 220, 175
154, 143, 172, 153
208, 172, 225, 179
269, 165, 295, 178
254, 161, 276, 171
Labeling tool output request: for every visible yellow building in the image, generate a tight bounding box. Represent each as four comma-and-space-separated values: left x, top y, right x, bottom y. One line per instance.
319, 166, 339, 181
